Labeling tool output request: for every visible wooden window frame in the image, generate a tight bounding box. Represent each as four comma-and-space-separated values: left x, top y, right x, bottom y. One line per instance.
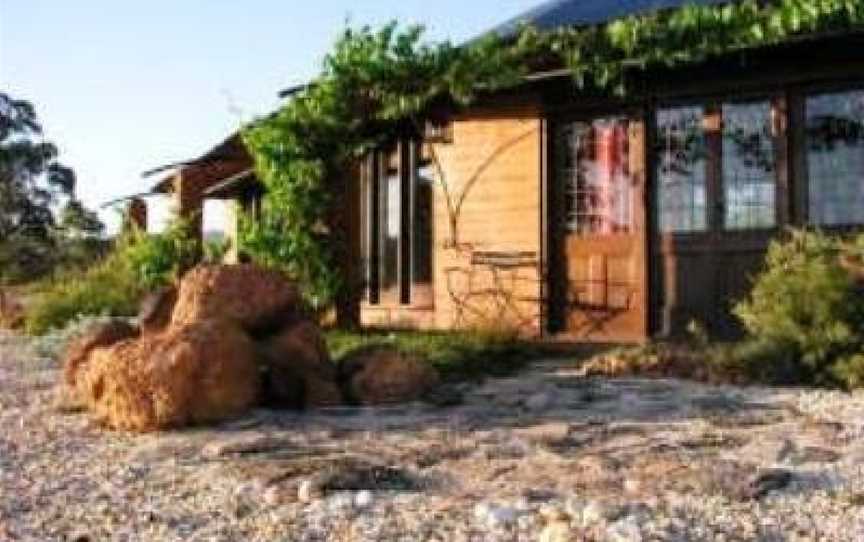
363, 153, 381, 305
793, 81, 864, 230
654, 92, 790, 237
653, 103, 712, 234
652, 76, 864, 233
717, 97, 787, 231
363, 137, 434, 309
554, 116, 639, 236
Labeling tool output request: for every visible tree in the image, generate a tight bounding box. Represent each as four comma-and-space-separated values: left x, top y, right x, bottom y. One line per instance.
58, 198, 104, 239
0, 92, 103, 282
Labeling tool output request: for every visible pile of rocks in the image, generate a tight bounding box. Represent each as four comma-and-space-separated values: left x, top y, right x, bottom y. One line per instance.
61, 264, 438, 432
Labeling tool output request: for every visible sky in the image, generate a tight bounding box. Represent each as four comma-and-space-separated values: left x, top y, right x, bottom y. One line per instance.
0, 0, 538, 233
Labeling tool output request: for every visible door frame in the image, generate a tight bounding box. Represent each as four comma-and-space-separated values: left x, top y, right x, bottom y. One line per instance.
543, 105, 651, 342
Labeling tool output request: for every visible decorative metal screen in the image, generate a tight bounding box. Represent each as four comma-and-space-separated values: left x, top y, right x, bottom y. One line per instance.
806, 89, 864, 226
655, 106, 708, 232
556, 118, 634, 235
722, 101, 777, 229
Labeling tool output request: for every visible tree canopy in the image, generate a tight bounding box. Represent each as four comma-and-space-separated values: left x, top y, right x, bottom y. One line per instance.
0, 92, 104, 282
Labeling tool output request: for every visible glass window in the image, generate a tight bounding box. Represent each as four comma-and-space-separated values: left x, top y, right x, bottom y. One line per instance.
412, 144, 434, 304
806, 89, 864, 226
655, 106, 709, 233
556, 118, 634, 235
360, 158, 378, 303
722, 101, 777, 229
379, 149, 400, 303
364, 140, 434, 306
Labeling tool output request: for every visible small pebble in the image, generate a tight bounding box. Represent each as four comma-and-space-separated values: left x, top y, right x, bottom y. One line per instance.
298, 478, 322, 503
485, 505, 520, 530
354, 490, 374, 508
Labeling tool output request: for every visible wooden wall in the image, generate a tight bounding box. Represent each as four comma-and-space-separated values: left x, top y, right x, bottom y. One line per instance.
356, 34, 864, 339
360, 101, 545, 335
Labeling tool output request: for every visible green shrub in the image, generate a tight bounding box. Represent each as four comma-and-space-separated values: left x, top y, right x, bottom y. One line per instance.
121, 220, 198, 290
25, 254, 143, 335
713, 339, 805, 386
734, 229, 864, 388
25, 221, 198, 335
326, 329, 566, 382
831, 353, 864, 389
203, 237, 231, 264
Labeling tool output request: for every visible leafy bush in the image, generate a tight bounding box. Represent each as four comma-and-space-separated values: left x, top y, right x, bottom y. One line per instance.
831, 353, 864, 390
567, 229, 864, 390
326, 329, 569, 382
121, 221, 198, 290
734, 229, 864, 388
25, 221, 197, 334
203, 237, 231, 264
713, 339, 805, 386
24, 253, 143, 335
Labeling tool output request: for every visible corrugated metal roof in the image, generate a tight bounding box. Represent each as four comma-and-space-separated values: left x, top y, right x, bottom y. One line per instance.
489, 0, 732, 37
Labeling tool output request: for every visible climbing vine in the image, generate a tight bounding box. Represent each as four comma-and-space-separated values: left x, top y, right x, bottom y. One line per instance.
241, 0, 863, 306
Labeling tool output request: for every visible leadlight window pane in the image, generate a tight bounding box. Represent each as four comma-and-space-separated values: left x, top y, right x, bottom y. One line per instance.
556, 118, 633, 235
806, 90, 864, 226
722, 101, 777, 229
655, 106, 708, 233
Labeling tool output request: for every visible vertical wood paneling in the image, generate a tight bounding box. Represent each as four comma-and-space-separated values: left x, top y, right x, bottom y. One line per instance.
430, 109, 543, 334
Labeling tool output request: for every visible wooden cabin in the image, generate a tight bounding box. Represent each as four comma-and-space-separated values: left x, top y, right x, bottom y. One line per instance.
145, 0, 864, 343
142, 133, 262, 261
349, 1, 864, 342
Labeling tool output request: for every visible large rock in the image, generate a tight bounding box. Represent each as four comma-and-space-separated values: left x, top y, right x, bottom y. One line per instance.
0, 290, 25, 330
138, 285, 177, 334
260, 320, 343, 409
171, 265, 301, 332
340, 347, 439, 405
62, 319, 139, 388
76, 319, 259, 432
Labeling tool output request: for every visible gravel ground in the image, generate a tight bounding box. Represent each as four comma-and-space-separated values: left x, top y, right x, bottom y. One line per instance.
2, 329, 864, 541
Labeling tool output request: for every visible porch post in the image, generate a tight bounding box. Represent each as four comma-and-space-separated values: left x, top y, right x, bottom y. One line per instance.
123, 197, 148, 234
172, 169, 205, 252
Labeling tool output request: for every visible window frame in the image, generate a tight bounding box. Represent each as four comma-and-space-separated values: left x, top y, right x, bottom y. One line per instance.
796, 83, 864, 229
718, 97, 785, 231
653, 92, 788, 236
653, 102, 712, 234
362, 137, 435, 308
554, 116, 638, 236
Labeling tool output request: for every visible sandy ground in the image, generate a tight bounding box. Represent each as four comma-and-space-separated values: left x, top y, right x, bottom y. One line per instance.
2, 330, 864, 541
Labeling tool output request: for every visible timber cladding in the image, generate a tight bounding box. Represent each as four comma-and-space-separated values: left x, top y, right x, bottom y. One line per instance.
357, 34, 864, 339
359, 106, 544, 333
432, 106, 544, 334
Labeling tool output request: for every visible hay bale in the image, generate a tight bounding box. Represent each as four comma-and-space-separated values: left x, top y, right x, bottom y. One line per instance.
76, 319, 259, 432
171, 264, 301, 332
